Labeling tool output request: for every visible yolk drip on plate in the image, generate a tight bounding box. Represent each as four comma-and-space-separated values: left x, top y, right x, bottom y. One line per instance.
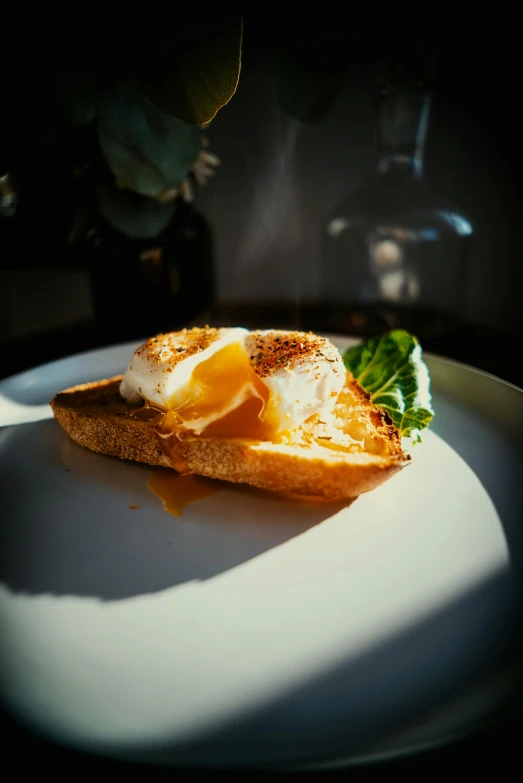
148, 471, 221, 517
162, 341, 279, 440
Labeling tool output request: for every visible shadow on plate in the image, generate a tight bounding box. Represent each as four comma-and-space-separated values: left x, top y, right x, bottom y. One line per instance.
0, 420, 348, 601
6, 568, 518, 773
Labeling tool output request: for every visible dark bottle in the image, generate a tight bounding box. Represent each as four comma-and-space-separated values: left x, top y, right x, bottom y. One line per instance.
320, 84, 473, 339
86, 198, 215, 344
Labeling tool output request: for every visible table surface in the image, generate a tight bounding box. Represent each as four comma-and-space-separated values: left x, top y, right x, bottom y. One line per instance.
1, 305, 522, 776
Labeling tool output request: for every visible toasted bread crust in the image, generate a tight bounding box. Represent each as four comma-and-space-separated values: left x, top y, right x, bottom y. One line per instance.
51, 376, 408, 501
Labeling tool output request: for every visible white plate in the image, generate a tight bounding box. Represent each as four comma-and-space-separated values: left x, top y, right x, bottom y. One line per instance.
0, 337, 522, 770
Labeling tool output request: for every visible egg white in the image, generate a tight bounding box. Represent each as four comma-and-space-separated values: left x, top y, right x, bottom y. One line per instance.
120, 328, 346, 436
120, 328, 249, 409
244, 331, 346, 432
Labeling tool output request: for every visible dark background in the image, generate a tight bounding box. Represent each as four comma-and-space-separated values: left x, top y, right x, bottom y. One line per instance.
1, 18, 522, 776
1, 22, 522, 375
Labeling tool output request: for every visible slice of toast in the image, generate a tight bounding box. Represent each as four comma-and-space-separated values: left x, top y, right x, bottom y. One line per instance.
51, 373, 409, 502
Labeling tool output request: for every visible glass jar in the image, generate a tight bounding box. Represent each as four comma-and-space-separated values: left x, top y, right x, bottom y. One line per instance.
320, 84, 473, 339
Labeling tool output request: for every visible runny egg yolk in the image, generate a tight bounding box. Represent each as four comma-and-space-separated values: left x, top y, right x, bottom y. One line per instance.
161, 342, 279, 440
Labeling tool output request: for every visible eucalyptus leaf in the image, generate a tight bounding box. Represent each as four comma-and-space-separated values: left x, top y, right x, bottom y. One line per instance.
96, 179, 175, 239
137, 16, 242, 124
343, 330, 434, 441
278, 53, 346, 123
56, 71, 98, 127
97, 81, 200, 198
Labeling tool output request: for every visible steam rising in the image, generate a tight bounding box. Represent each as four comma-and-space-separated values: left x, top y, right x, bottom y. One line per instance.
236, 116, 303, 300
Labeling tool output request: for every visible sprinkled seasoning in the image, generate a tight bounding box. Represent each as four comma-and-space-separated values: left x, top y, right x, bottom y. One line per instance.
134, 327, 222, 369
246, 330, 336, 378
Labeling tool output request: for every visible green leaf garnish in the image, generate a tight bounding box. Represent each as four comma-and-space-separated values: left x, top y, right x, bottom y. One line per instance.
342, 329, 434, 441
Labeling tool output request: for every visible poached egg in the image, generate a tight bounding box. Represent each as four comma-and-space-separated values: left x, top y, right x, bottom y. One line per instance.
120, 327, 345, 440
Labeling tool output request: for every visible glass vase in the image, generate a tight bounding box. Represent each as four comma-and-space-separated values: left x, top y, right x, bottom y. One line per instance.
320, 83, 473, 339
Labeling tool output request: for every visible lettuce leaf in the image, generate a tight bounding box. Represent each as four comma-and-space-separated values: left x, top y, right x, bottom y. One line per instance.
342, 330, 434, 442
